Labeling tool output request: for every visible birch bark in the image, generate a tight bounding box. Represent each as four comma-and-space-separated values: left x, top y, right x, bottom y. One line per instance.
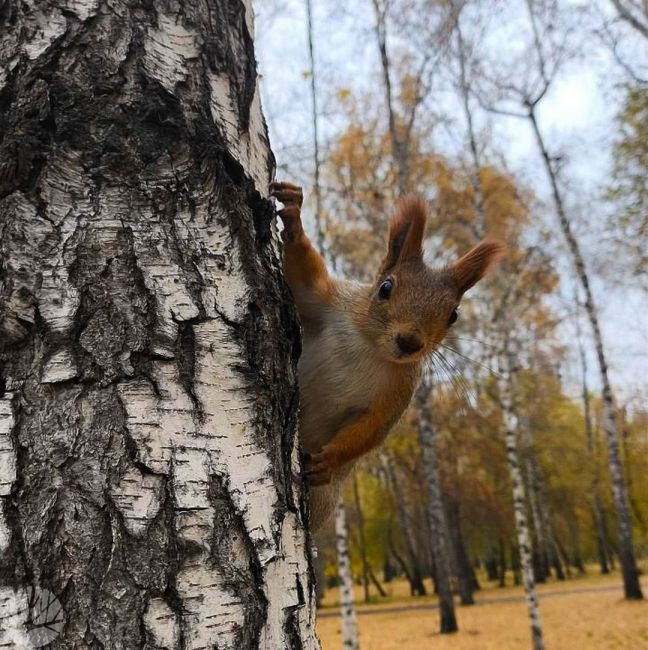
415, 385, 458, 633
576, 302, 610, 574
352, 472, 371, 604
0, 1, 319, 648
335, 498, 360, 650
499, 349, 544, 650
381, 455, 427, 597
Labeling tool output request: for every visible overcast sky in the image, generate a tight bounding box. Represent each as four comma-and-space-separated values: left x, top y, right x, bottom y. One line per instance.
254, 0, 647, 406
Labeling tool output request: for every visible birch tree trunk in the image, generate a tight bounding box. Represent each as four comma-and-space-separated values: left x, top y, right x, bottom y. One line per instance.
526, 459, 550, 583
371, 0, 408, 197
0, 2, 319, 648
416, 384, 458, 633
446, 497, 478, 602
352, 472, 371, 604
304, 0, 325, 254
499, 351, 544, 650
576, 304, 611, 574
528, 108, 643, 600
456, 16, 485, 240
381, 455, 427, 597
517, 415, 548, 584
335, 499, 360, 650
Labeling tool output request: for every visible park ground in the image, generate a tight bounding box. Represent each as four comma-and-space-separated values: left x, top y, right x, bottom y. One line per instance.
317, 566, 648, 649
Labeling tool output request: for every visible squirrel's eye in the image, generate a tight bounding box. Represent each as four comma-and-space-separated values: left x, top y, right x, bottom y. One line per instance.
378, 279, 393, 300
448, 308, 459, 326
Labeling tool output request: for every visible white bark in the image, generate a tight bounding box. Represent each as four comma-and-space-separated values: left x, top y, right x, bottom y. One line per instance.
335, 498, 360, 650
381, 454, 427, 597
499, 351, 544, 650
577, 313, 611, 574
0, 1, 319, 648
415, 383, 458, 633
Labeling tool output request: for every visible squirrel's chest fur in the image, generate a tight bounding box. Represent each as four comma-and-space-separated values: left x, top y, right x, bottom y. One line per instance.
297, 281, 418, 456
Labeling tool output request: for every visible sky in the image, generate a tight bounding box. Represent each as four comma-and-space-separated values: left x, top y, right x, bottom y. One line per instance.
253, 0, 647, 406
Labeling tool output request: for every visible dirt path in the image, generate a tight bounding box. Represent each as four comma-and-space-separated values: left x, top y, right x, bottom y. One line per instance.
317, 582, 640, 619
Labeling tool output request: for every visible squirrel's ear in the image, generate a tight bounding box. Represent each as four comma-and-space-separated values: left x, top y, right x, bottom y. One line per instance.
450, 240, 506, 294
380, 195, 427, 273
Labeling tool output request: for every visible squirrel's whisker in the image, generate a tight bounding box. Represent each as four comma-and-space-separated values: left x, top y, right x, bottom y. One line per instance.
429, 350, 467, 403
433, 349, 477, 406
445, 336, 500, 351
440, 344, 503, 379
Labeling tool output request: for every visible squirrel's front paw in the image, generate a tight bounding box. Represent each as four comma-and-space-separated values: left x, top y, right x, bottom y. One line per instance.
270, 181, 303, 208
270, 181, 304, 241
305, 447, 339, 486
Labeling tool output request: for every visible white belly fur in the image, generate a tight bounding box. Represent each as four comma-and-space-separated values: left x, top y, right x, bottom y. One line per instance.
298, 305, 385, 454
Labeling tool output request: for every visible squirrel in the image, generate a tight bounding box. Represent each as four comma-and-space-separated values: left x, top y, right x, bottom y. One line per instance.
270, 181, 504, 530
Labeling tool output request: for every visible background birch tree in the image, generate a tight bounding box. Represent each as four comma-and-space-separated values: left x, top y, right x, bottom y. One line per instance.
0, 1, 320, 648
471, 0, 643, 600
334, 499, 360, 650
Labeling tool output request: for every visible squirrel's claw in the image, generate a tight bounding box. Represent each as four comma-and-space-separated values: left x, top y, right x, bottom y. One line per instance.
270, 181, 303, 208
271, 181, 304, 241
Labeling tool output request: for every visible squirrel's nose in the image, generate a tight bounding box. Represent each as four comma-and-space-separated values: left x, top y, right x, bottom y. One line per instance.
396, 334, 423, 356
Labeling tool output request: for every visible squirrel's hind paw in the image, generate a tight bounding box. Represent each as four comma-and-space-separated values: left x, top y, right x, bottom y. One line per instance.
305, 447, 338, 486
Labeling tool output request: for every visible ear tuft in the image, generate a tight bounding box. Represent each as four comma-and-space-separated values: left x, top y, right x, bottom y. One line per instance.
380, 195, 427, 273
451, 240, 506, 294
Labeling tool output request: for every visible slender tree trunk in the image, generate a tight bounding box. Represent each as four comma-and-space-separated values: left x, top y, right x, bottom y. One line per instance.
511, 545, 522, 587
456, 17, 486, 239
446, 497, 476, 604
382, 456, 427, 597
485, 551, 499, 582
528, 108, 643, 600
335, 499, 360, 650
416, 385, 458, 633
500, 350, 544, 650
0, 2, 320, 648
524, 451, 550, 583
304, 0, 325, 253
533, 471, 566, 582
531, 454, 566, 582
594, 494, 611, 574
368, 566, 387, 598
383, 554, 395, 583
621, 417, 645, 530
371, 0, 408, 196
608, 542, 617, 571
576, 310, 610, 574
352, 472, 371, 604
551, 542, 567, 581
498, 540, 507, 587
389, 537, 414, 587
569, 518, 586, 574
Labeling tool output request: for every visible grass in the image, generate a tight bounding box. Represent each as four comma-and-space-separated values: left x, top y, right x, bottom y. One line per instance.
317, 569, 648, 649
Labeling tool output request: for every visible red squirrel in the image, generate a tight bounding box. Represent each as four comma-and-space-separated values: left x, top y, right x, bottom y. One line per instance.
270, 181, 504, 530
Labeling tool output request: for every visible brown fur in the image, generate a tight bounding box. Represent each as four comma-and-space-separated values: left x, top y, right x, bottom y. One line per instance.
451, 240, 506, 294
380, 194, 428, 273
270, 182, 504, 530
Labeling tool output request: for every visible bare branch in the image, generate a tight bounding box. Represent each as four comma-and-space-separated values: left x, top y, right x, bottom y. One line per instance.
610, 0, 648, 39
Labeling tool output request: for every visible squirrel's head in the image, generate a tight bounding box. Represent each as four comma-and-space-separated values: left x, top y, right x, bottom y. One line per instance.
359, 195, 505, 365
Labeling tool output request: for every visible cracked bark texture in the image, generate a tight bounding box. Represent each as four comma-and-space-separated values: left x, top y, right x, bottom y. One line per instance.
0, 1, 319, 648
